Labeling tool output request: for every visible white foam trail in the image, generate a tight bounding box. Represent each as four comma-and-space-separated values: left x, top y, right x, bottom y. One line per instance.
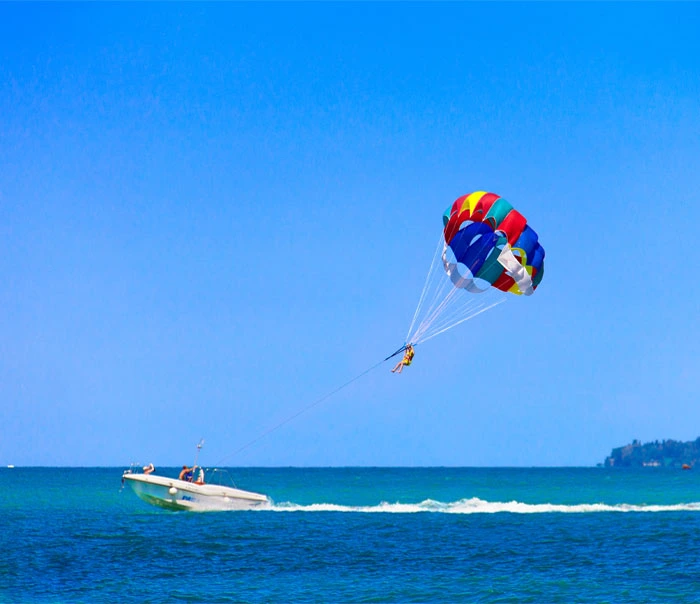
265, 497, 700, 514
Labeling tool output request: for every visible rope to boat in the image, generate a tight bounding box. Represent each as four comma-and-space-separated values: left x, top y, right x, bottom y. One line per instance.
214, 357, 389, 466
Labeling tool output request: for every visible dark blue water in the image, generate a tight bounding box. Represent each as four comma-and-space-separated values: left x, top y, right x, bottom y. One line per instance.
3, 467, 700, 602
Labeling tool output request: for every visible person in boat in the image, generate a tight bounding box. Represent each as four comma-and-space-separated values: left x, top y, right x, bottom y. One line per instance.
391, 344, 415, 374
179, 465, 196, 482
142, 463, 155, 475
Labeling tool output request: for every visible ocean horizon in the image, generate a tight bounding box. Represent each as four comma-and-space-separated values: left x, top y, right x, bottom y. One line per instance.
3, 466, 700, 602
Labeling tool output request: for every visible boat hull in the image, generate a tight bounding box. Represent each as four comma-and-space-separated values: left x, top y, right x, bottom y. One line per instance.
123, 473, 269, 511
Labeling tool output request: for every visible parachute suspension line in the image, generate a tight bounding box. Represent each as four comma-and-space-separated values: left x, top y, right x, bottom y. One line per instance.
405, 234, 507, 346
414, 269, 456, 339
405, 233, 447, 344
407, 246, 462, 343
214, 357, 388, 466
416, 297, 505, 345
417, 242, 459, 332
415, 284, 503, 340
410, 284, 459, 343
412, 287, 505, 344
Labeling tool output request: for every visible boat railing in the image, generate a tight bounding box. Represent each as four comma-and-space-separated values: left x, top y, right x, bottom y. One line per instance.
205, 468, 239, 489
120, 462, 143, 489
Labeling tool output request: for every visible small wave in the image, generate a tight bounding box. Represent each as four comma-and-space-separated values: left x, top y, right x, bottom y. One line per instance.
266, 497, 700, 514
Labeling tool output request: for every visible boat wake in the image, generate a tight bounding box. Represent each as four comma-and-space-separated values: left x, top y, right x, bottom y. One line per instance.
266, 497, 700, 514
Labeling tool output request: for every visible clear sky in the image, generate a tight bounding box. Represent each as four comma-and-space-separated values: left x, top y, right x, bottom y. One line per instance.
2, 3, 699, 467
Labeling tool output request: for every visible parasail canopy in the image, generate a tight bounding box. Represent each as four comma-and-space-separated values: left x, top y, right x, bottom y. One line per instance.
442, 191, 545, 296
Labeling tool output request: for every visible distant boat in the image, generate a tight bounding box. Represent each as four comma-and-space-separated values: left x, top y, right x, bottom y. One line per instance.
682, 464, 692, 470
121, 440, 269, 511
122, 471, 269, 511
6, 465, 14, 469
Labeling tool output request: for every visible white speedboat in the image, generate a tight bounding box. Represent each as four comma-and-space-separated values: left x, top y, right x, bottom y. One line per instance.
122, 441, 269, 512
122, 470, 269, 511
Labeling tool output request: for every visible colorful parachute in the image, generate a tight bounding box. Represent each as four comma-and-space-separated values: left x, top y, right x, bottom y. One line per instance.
442, 191, 545, 296
405, 191, 544, 345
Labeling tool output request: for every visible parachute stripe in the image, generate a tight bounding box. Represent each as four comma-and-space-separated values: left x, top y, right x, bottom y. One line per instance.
492, 272, 516, 293
447, 223, 496, 278
484, 198, 513, 229
497, 209, 528, 245
530, 245, 545, 273
462, 191, 487, 215
532, 264, 544, 288
512, 225, 539, 265
469, 192, 500, 222
475, 239, 509, 285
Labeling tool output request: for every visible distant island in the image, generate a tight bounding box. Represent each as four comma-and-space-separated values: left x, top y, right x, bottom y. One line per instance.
604, 438, 700, 468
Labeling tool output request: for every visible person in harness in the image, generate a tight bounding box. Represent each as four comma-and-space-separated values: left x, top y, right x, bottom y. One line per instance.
391, 344, 415, 374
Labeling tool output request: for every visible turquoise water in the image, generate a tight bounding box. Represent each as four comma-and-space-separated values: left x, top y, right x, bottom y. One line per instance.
2, 467, 700, 602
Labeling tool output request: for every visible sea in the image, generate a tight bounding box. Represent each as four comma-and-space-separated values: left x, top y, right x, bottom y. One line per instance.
2, 466, 700, 603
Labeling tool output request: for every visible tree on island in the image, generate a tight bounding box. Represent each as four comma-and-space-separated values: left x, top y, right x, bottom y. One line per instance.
604, 437, 700, 467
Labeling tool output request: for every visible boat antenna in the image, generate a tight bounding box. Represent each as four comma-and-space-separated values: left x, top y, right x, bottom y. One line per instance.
193, 438, 204, 469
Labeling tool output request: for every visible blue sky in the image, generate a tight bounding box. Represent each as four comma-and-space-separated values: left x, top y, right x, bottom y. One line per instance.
2, 3, 699, 467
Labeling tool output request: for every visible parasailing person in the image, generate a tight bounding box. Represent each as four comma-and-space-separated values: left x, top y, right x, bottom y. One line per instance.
391, 344, 415, 374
